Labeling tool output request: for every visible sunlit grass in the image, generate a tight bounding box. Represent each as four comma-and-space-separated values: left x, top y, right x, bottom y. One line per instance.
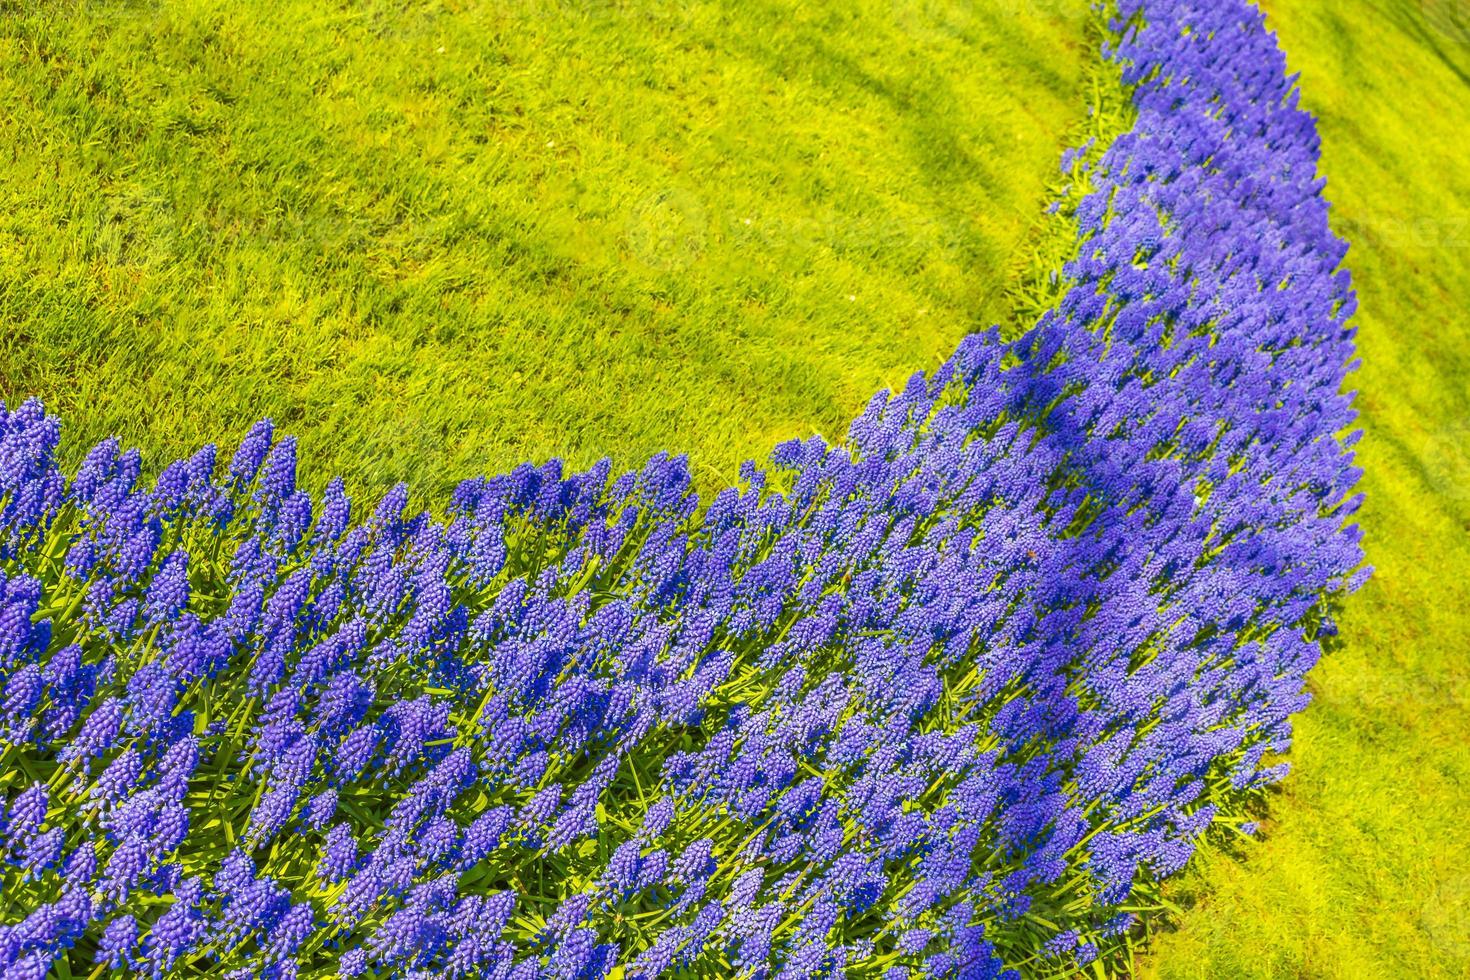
0, 0, 1087, 502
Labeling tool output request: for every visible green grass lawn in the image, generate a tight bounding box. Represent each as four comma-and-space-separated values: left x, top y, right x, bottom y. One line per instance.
0, 0, 1087, 502
1141, 1, 1470, 977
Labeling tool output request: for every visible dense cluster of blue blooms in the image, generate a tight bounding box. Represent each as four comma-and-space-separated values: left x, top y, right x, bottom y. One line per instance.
0, 0, 1364, 976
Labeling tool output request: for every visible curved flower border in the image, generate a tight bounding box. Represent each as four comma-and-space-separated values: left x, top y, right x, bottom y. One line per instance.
0, 0, 1364, 977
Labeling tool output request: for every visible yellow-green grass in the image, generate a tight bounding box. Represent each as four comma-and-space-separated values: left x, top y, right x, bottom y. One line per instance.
1142, 1, 1470, 977
0, 0, 1087, 503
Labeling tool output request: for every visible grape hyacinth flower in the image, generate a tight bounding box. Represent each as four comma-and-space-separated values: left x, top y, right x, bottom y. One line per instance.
0, 0, 1368, 974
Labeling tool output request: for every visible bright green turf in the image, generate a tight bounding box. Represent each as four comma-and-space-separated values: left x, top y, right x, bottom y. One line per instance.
0, 0, 1087, 503
1141, 1, 1470, 977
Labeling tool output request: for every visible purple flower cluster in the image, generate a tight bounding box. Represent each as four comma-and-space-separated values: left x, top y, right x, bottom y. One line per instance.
0, 0, 1363, 976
